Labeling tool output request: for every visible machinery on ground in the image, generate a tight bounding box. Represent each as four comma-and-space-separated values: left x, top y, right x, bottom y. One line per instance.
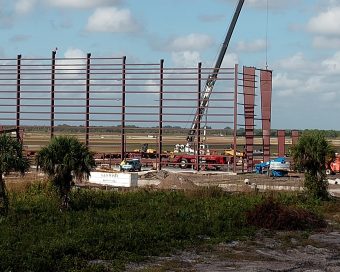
326, 154, 340, 175
133, 143, 157, 158
120, 158, 142, 172
255, 157, 291, 177
172, 0, 245, 170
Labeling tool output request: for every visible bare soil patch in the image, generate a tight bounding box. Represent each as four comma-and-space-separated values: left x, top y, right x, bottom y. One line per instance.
126, 231, 340, 272
157, 174, 197, 190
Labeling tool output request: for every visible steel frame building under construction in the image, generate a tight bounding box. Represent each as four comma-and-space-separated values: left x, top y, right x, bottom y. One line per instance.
0, 52, 277, 172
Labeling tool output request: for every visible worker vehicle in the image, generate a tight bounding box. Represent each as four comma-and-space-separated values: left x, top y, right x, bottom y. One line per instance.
120, 159, 142, 172
172, 0, 245, 170
133, 143, 157, 159
224, 148, 244, 157
255, 157, 290, 177
172, 153, 229, 170
326, 154, 340, 175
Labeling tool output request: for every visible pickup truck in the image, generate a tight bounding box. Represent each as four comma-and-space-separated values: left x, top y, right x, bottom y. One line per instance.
120, 159, 142, 172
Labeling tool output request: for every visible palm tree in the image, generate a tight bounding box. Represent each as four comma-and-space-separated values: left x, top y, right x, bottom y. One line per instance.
0, 133, 30, 215
36, 136, 95, 208
291, 130, 335, 200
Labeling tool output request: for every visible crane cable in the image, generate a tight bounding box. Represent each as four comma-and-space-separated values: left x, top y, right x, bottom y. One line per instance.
265, 0, 269, 70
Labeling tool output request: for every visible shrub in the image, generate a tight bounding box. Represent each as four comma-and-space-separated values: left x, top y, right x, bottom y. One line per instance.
245, 197, 327, 231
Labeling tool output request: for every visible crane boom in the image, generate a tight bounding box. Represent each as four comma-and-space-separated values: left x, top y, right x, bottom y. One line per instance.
187, 0, 245, 143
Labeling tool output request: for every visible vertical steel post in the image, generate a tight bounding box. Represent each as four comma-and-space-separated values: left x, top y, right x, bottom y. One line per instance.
85, 53, 91, 146
158, 59, 164, 170
277, 130, 286, 157
260, 69, 272, 162
50, 50, 56, 139
243, 66, 255, 172
233, 64, 238, 173
291, 130, 299, 146
196, 62, 202, 171
121, 56, 126, 160
16, 55, 21, 135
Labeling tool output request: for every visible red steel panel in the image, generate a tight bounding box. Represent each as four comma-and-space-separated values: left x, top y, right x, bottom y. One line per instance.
243, 66, 255, 172
291, 130, 299, 146
277, 130, 285, 157
233, 64, 238, 173
260, 70, 272, 162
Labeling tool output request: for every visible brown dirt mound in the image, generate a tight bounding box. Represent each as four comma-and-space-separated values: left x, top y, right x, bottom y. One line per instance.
157, 173, 197, 190
142, 170, 170, 180
246, 198, 327, 231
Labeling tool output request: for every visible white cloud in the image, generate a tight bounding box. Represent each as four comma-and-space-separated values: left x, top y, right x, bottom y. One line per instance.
272, 50, 340, 112
236, 39, 266, 53
277, 52, 310, 70
322, 51, 340, 73
171, 51, 201, 67
14, 0, 121, 14
221, 0, 302, 10
273, 73, 300, 97
220, 53, 238, 68
56, 48, 86, 78
47, 0, 120, 9
312, 35, 340, 49
86, 7, 138, 33
15, 0, 37, 15
307, 6, 340, 36
167, 34, 213, 52
63, 48, 86, 59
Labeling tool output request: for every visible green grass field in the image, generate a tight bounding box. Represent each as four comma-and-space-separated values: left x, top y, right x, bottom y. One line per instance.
1, 181, 337, 272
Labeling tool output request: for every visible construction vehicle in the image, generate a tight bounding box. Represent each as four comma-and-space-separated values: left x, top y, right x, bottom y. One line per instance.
172, 0, 245, 169
224, 144, 244, 157
133, 143, 157, 158
326, 154, 340, 175
255, 157, 290, 177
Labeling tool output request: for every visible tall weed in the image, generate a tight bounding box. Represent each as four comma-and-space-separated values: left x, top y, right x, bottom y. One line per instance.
0, 186, 324, 272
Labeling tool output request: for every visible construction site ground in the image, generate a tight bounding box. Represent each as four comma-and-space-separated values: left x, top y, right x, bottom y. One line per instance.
126, 230, 340, 272
137, 169, 340, 197
131, 170, 340, 272
5, 170, 340, 272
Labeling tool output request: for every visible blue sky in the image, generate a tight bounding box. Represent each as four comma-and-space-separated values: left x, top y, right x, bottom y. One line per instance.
1, 0, 340, 130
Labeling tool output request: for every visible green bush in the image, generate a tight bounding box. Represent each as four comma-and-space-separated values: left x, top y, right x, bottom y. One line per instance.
0, 188, 324, 272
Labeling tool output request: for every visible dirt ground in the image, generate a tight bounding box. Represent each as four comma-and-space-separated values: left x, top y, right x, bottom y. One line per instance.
140, 169, 305, 187
126, 230, 340, 272
133, 170, 340, 272
139, 170, 340, 197
131, 171, 340, 271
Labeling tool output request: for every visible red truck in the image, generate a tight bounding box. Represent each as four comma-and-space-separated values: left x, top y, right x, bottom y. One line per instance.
171, 153, 230, 170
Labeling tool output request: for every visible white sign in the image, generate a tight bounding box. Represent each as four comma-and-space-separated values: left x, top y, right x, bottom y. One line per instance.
88, 171, 138, 187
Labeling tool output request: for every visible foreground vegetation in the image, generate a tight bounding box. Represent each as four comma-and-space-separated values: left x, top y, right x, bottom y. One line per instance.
0, 182, 335, 272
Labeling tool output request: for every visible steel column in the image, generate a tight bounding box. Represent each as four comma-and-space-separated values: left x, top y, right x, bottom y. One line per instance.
233, 64, 238, 172
260, 69, 272, 162
243, 66, 255, 172
196, 62, 202, 171
277, 130, 286, 157
16, 55, 21, 134
50, 50, 56, 138
121, 56, 126, 160
85, 53, 91, 146
291, 130, 299, 146
158, 59, 164, 170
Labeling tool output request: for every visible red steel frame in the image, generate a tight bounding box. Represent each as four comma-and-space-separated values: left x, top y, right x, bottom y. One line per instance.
277, 130, 286, 157
0, 51, 273, 172
260, 70, 272, 162
291, 130, 299, 146
243, 66, 255, 172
